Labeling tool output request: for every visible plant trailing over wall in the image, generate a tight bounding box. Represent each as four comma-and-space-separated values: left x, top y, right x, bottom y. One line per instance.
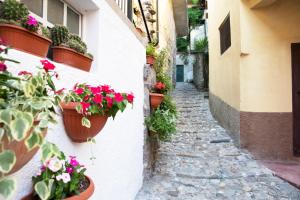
176, 37, 189, 53
146, 43, 157, 57
29, 152, 93, 200
50, 25, 69, 46
194, 37, 208, 53
0, 43, 63, 199
191, 0, 200, 4
64, 83, 134, 127
0, 0, 29, 21
188, 7, 204, 29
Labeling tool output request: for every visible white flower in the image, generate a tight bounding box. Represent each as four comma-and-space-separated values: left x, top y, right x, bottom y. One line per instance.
47, 157, 63, 172
61, 173, 71, 183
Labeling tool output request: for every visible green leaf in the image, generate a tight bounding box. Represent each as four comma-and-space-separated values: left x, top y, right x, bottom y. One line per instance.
25, 132, 40, 151
34, 180, 53, 200
0, 178, 16, 199
0, 109, 11, 125
41, 142, 61, 163
38, 119, 49, 128
10, 117, 30, 141
0, 150, 16, 173
21, 112, 34, 127
81, 117, 91, 128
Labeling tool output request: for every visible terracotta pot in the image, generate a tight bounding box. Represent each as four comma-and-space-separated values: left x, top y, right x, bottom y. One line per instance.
52, 46, 93, 72
149, 93, 164, 109
146, 55, 155, 65
61, 102, 108, 143
22, 176, 95, 200
1, 121, 47, 175
0, 24, 51, 57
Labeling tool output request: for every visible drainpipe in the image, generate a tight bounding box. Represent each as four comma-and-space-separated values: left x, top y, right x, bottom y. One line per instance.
138, 0, 152, 43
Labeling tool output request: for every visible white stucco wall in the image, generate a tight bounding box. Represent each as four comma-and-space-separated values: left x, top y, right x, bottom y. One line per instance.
3, 0, 146, 200
190, 25, 206, 51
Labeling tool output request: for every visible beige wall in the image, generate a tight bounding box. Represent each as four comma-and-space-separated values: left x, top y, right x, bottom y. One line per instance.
240, 0, 300, 112
208, 0, 241, 110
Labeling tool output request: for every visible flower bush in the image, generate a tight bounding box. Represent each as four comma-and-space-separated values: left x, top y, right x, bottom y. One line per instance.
151, 82, 166, 94
0, 42, 62, 198
32, 152, 89, 200
63, 83, 134, 127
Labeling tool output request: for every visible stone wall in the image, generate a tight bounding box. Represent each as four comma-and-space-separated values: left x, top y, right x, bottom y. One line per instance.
143, 64, 159, 179
193, 53, 205, 89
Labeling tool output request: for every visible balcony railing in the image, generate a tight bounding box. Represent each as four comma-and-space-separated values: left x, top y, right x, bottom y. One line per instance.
115, 0, 132, 20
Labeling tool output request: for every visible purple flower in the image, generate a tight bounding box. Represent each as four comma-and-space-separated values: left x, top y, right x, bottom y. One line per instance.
0, 63, 7, 71
27, 16, 38, 26
69, 156, 79, 167
66, 167, 73, 174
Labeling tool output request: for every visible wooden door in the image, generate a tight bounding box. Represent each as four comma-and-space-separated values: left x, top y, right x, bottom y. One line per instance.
292, 43, 300, 155
176, 65, 184, 82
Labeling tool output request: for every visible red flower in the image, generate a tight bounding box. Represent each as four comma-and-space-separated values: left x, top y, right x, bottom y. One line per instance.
105, 97, 113, 108
74, 88, 84, 95
40, 60, 55, 72
101, 85, 111, 93
55, 88, 65, 94
127, 93, 134, 103
155, 82, 165, 90
114, 93, 123, 103
90, 86, 101, 94
0, 62, 7, 71
93, 94, 103, 104
80, 102, 90, 113
83, 95, 90, 101
18, 71, 32, 76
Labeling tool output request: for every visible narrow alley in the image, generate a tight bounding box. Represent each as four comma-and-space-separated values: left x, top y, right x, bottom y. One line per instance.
136, 83, 300, 200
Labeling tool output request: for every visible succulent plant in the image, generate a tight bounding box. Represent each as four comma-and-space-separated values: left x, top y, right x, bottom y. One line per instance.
50, 25, 69, 46
67, 39, 86, 54
69, 34, 87, 50
0, 0, 29, 21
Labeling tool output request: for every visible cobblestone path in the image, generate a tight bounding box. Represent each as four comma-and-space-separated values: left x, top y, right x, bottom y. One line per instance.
136, 83, 300, 200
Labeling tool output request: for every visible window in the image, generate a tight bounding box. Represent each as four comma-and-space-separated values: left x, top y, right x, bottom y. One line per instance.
21, 0, 82, 35
219, 14, 231, 54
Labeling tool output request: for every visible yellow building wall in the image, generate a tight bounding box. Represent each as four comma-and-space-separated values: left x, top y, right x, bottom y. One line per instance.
240, 0, 300, 112
208, 0, 241, 110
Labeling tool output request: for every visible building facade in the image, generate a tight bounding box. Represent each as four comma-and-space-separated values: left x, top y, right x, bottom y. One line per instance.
208, 0, 300, 160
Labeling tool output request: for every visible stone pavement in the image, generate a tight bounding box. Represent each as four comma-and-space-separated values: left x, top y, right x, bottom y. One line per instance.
136, 83, 300, 200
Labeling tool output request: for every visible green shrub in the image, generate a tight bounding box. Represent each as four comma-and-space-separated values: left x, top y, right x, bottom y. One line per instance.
160, 95, 177, 117
69, 33, 87, 50
146, 43, 156, 57
156, 73, 172, 94
176, 37, 189, 53
67, 39, 86, 54
50, 25, 69, 46
188, 7, 203, 28
145, 108, 177, 141
0, 0, 29, 21
194, 37, 208, 52
41, 26, 50, 38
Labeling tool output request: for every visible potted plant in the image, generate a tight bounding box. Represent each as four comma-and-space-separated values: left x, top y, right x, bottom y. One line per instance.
146, 43, 157, 65
22, 152, 94, 200
149, 82, 166, 109
0, 43, 63, 198
51, 25, 93, 72
61, 83, 134, 142
0, 0, 51, 57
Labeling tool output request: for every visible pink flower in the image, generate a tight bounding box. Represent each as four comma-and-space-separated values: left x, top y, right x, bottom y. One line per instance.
66, 167, 73, 174
90, 86, 101, 94
74, 88, 84, 95
127, 93, 134, 103
101, 85, 111, 93
47, 157, 63, 172
105, 97, 113, 108
18, 71, 32, 76
40, 60, 55, 72
83, 95, 90, 101
56, 173, 71, 183
114, 93, 123, 103
0, 63, 7, 71
27, 16, 38, 26
93, 94, 103, 104
80, 102, 90, 113
70, 157, 79, 167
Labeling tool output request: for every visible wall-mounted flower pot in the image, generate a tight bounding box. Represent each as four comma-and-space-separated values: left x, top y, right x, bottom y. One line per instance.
146, 55, 155, 65
61, 102, 108, 143
149, 93, 164, 109
0, 24, 51, 57
22, 176, 95, 200
52, 46, 93, 72
1, 122, 47, 175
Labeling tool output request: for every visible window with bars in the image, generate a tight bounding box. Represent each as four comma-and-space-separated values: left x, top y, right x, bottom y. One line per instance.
219, 14, 231, 55
21, 0, 82, 35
